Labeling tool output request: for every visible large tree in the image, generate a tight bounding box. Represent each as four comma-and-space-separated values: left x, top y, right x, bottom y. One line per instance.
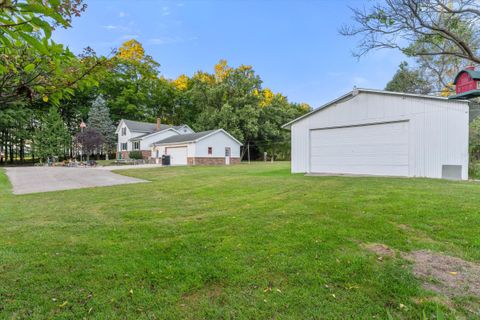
470, 116, 480, 161
87, 95, 116, 159
0, 1, 103, 107
100, 40, 164, 122
33, 107, 70, 162
341, 0, 480, 62
0, 0, 87, 55
178, 60, 310, 160
385, 61, 432, 94
0, 44, 103, 107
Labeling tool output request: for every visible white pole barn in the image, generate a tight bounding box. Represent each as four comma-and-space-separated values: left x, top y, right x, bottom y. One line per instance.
283, 89, 470, 180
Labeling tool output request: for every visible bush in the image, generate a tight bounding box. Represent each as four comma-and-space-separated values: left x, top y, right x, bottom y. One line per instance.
469, 161, 480, 180
129, 151, 143, 159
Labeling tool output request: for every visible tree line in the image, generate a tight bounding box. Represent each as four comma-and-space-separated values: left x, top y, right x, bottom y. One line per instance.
0, 1, 310, 164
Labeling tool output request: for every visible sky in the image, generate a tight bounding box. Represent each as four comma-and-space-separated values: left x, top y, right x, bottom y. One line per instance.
52, 0, 407, 108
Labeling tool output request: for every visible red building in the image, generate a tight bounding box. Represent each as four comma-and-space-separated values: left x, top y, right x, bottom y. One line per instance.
450, 66, 480, 99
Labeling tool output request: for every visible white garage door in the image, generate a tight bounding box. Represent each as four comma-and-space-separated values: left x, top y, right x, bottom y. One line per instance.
310, 121, 409, 176
166, 146, 187, 165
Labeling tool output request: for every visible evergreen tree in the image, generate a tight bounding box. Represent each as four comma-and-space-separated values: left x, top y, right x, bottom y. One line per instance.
34, 107, 70, 163
88, 95, 116, 159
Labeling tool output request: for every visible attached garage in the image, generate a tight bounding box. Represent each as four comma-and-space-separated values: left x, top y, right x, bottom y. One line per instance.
284, 89, 470, 180
151, 129, 242, 166
166, 146, 188, 165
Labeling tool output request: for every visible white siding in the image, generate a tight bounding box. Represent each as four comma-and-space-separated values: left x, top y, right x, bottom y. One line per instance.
139, 130, 179, 150
176, 125, 195, 134
310, 121, 409, 176
150, 131, 241, 163
116, 121, 144, 152
194, 131, 241, 157
291, 92, 469, 179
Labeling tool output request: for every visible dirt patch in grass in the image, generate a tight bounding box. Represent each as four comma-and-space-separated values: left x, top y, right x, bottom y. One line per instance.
403, 250, 480, 298
363, 243, 396, 258
364, 243, 480, 300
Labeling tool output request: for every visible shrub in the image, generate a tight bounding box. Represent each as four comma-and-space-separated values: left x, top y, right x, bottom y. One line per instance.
129, 151, 143, 159
469, 161, 480, 180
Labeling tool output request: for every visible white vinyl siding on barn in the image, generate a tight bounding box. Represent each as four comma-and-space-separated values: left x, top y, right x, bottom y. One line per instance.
288, 90, 470, 180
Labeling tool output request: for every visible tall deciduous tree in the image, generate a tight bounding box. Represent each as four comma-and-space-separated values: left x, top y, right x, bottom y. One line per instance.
470, 117, 480, 160
100, 39, 163, 121
0, 0, 87, 55
179, 60, 310, 160
341, 0, 480, 63
33, 107, 70, 162
0, 1, 103, 107
87, 95, 116, 159
0, 44, 103, 107
385, 62, 432, 94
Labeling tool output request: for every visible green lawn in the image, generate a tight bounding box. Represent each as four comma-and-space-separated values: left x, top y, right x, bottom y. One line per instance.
1, 163, 479, 319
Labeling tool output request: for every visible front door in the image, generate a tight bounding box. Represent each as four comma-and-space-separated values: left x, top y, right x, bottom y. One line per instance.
225, 147, 231, 165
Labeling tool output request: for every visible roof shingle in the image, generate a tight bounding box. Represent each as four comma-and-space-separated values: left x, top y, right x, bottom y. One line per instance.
123, 119, 187, 134
152, 130, 217, 145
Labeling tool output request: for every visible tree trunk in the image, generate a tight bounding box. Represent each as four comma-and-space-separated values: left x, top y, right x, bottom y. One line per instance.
20, 139, 24, 163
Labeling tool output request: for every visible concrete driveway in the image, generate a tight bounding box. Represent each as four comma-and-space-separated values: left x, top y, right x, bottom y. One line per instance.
5, 166, 148, 195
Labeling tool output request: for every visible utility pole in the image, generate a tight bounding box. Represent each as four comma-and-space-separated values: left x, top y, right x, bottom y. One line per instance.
247, 142, 250, 164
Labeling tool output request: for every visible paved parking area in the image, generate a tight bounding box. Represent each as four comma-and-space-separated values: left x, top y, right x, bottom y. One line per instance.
5, 166, 148, 195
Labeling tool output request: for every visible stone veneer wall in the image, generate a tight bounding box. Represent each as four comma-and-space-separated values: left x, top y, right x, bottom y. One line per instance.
187, 157, 240, 165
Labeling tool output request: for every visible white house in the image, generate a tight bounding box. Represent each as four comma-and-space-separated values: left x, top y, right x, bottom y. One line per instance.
151, 129, 242, 165
116, 119, 194, 159
283, 89, 470, 180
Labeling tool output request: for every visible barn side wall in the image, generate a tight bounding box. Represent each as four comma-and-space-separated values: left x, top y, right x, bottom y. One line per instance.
290, 92, 469, 179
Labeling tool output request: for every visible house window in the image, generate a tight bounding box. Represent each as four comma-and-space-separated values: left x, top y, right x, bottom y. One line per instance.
208, 147, 212, 155
121, 143, 128, 151
133, 141, 140, 150
121, 127, 127, 136
225, 147, 231, 157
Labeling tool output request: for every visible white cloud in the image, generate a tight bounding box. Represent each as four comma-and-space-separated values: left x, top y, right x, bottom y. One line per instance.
148, 36, 178, 45
118, 11, 127, 18
103, 25, 118, 30
162, 6, 171, 16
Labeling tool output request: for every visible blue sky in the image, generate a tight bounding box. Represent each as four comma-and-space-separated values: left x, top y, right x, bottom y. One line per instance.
53, 0, 406, 108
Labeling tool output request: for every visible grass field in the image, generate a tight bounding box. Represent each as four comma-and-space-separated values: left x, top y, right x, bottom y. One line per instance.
1, 163, 479, 319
